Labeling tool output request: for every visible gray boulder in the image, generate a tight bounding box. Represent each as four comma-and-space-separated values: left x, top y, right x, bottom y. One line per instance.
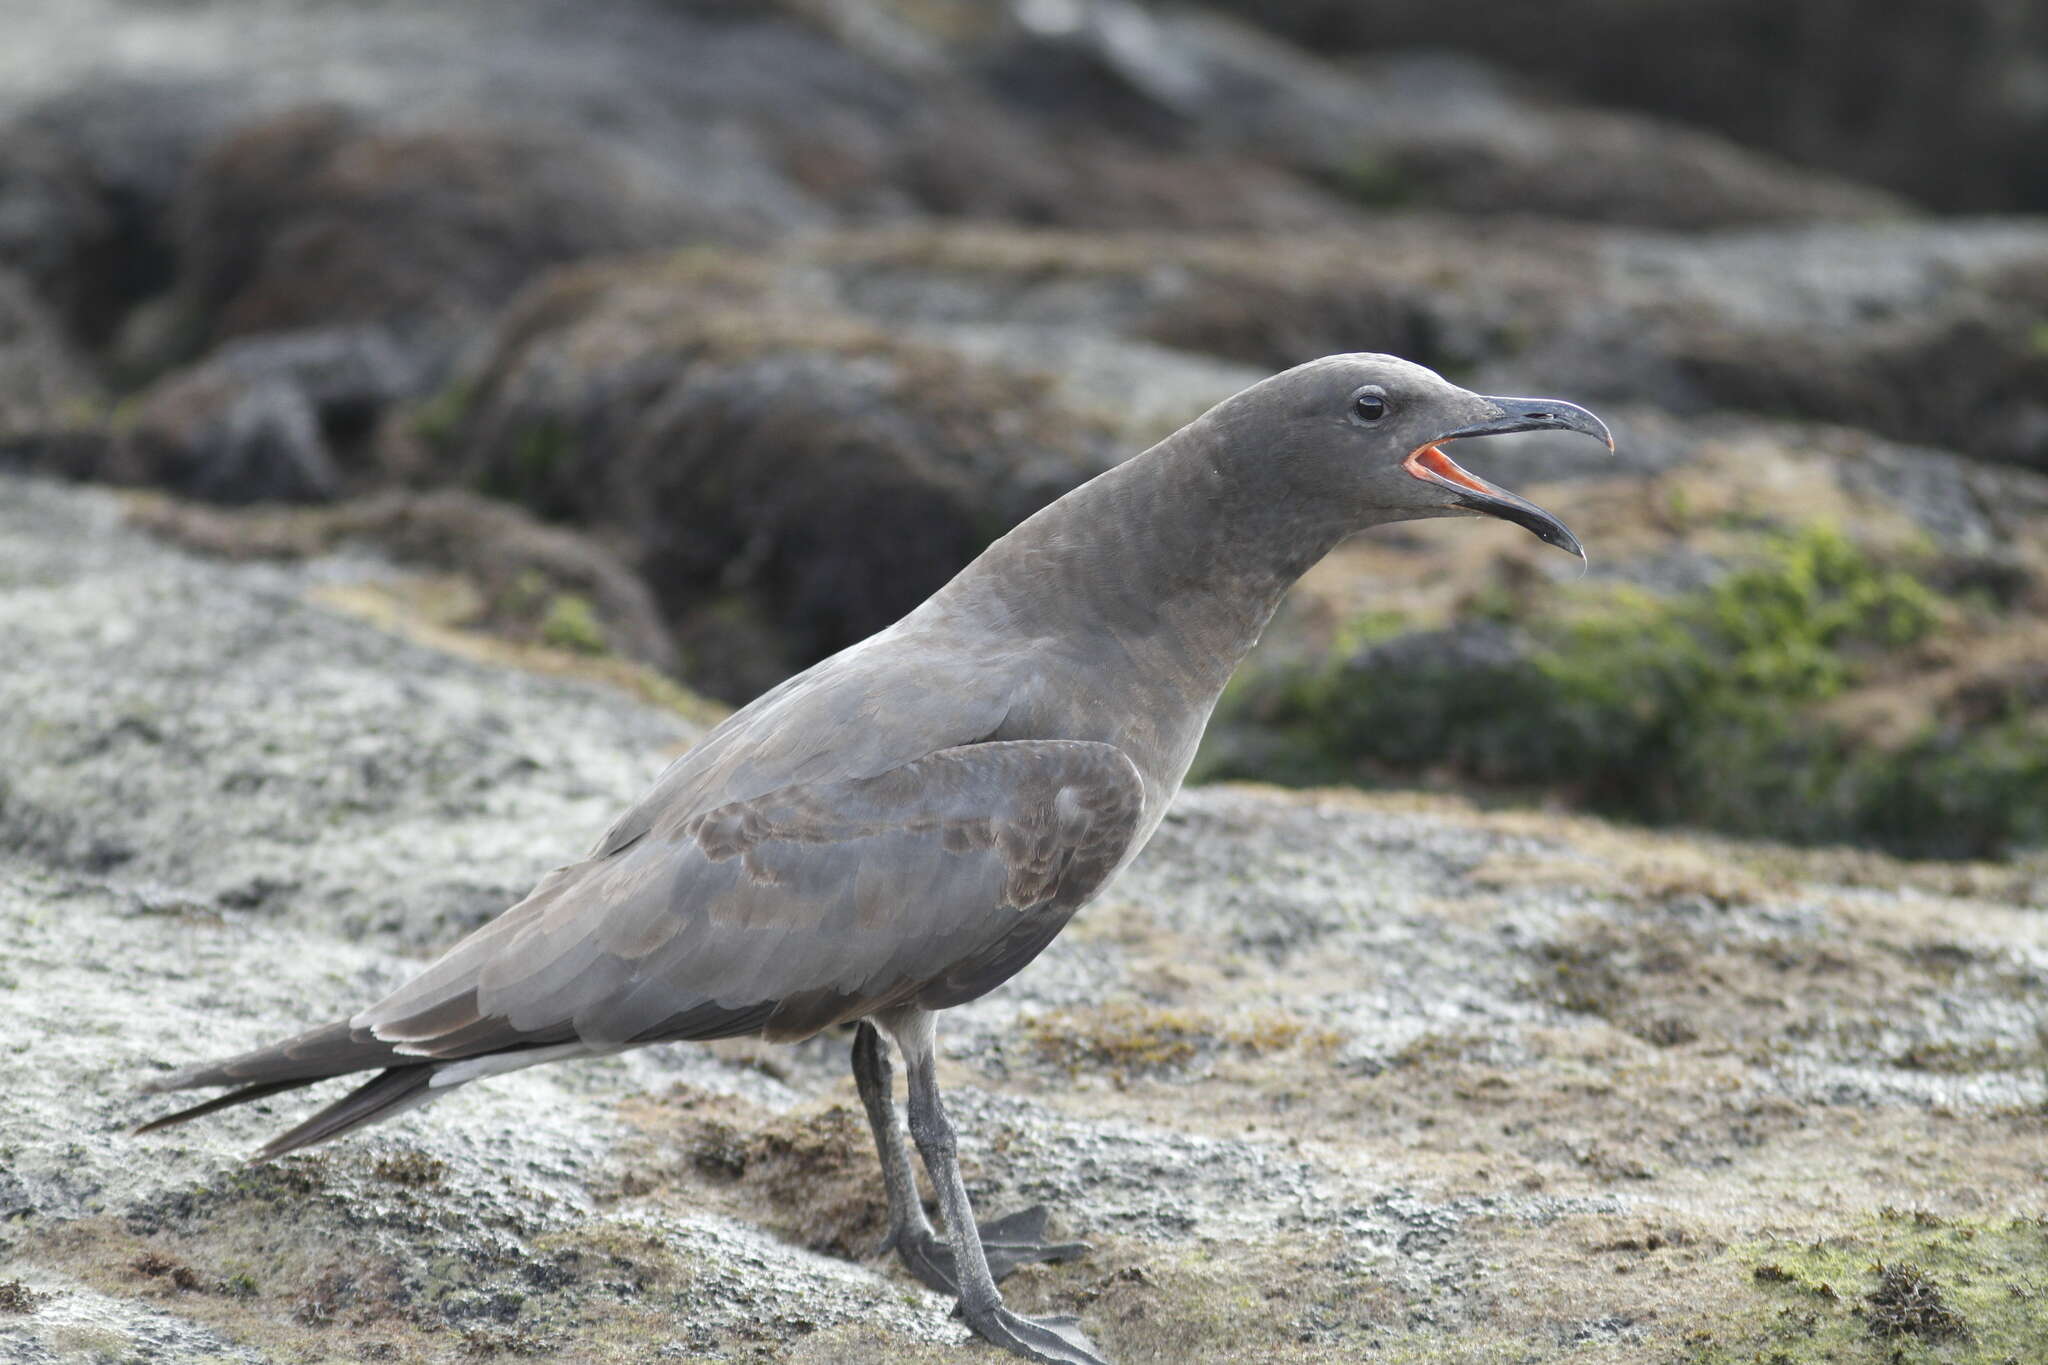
108, 328, 430, 504
982, 3, 1906, 228
1201, 0, 2048, 214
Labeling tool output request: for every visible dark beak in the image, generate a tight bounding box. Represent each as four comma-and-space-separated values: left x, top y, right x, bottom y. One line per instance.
1439, 395, 1615, 451
1405, 395, 1611, 561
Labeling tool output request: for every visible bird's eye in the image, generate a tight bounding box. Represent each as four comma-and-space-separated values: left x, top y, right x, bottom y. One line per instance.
1352, 392, 1389, 422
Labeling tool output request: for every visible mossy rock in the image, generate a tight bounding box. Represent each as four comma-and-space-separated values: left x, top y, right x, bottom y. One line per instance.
1206, 526, 2048, 857
1694, 1212, 2048, 1363
436, 250, 1122, 702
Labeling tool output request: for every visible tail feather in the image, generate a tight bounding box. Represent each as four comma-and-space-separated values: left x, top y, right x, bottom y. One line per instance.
132, 1078, 307, 1136
139, 1002, 603, 1160
133, 1062, 449, 1160
139, 1018, 398, 1094
254, 1067, 441, 1160
136, 1014, 454, 1160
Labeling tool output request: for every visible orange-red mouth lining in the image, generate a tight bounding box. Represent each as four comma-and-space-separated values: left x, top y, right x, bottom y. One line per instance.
1403, 443, 1495, 496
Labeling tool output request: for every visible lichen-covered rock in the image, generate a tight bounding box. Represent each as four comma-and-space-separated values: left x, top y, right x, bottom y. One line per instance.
126, 487, 682, 673
2, 473, 2044, 1364
1648, 239, 2048, 470
0, 0, 1369, 379
0, 477, 696, 945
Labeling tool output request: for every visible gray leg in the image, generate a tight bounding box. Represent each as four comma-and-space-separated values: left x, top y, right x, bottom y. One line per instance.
853, 1021, 937, 1252
880, 1009, 1108, 1365
853, 1020, 1088, 1294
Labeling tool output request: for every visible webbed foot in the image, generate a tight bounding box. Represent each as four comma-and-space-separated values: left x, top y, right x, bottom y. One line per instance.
883, 1205, 1088, 1294
966, 1305, 1109, 1365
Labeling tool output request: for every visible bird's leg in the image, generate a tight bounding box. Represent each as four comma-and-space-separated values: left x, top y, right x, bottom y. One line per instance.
881, 1009, 1109, 1365
854, 1020, 1087, 1294
852, 1021, 939, 1256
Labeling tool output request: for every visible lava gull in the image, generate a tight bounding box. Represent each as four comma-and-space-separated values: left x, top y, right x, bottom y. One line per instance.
140, 353, 1611, 1364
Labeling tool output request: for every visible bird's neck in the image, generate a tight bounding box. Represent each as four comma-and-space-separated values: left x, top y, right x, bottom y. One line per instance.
926, 419, 1358, 766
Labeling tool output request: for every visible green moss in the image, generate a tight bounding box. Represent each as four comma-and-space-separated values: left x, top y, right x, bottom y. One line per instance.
1208, 527, 2048, 857
1691, 1213, 2048, 1364
488, 572, 612, 658
1332, 150, 1415, 208
513, 422, 569, 490
1331, 608, 1413, 657
1026, 1002, 1203, 1075
476, 418, 578, 515
1021, 1003, 1341, 1083
539, 593, 608, 656
411, 377, 477, 453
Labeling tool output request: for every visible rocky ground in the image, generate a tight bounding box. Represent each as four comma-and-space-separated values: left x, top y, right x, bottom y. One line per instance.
2, 1, 2047, 1361
1, 477, 2044, 1364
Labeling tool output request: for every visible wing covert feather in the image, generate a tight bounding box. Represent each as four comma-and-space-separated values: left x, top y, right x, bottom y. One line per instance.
354, 740, 1143, 1052
587, 630, 1017, 858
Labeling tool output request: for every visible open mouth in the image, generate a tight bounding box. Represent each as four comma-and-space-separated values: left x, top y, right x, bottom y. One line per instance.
1402, 395, 1613, 560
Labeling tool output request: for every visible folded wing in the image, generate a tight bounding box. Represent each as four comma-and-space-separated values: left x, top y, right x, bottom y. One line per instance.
140, 739, 1145, 1156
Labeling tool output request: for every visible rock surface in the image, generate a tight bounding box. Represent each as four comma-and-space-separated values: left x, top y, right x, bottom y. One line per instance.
809, 219, 2048, 470
158, 108, 719, 366
0, 0, 1926, 387
0, 270, 98, 447
3, 473, 2044, 1364
981, 3, 1907, 229
437, 256, 1123, 701
1211, 0, 2048, 215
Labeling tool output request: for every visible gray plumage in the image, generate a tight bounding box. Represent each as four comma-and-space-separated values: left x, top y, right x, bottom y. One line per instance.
139, 353, 1611, 1364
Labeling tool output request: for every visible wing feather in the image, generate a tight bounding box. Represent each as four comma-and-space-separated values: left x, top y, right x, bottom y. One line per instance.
354, 740, 1144, 1053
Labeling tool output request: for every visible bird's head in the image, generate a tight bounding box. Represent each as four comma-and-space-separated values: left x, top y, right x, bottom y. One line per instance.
1217, 353, 1612, 562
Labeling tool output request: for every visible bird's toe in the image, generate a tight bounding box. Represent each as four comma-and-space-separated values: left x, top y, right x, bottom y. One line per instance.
892, 1228, 959, 1295
968, 1307, 1110, 1365
889, 1208, 1088, 1293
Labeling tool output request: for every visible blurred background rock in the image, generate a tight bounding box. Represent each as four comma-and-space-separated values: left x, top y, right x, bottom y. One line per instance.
1, 0, 2045, 852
